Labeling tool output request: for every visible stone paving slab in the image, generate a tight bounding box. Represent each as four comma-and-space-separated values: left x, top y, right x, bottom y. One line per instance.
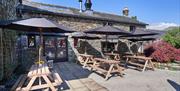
54, 62, 109, 91
68, 80, 85, 89
84, 81, 107, 91
79, 78, 94, 83
73, 87, 90, 91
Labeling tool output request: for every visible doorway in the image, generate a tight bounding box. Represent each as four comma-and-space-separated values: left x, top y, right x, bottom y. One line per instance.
44, 36, 68, 62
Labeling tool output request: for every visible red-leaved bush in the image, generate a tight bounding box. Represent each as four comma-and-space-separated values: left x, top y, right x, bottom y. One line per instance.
174, 49, 180, 61
144, 40, 180, 62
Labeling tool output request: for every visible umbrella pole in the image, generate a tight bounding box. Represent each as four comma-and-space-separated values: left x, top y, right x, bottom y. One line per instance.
38, 28, 43, 85
85, 39, 87, 54
38, 28, 43, 66
106, 35, 108, 53
128, 41, 133, 54
141, 42, 143, 53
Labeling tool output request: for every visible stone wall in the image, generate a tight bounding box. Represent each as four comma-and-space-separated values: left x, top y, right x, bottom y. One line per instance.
0, 0, 19, 81
22, 13, 103, 31
0, 0, 19, 20
114, 23, 145, 32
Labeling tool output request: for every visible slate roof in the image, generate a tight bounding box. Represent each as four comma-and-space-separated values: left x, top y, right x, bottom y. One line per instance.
106, 29, 166, 39
17, 0, 147, 26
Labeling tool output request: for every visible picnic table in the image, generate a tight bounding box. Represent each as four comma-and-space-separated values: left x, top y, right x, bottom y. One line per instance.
124, 52, 134, 56
92, 58, 124, 80
105, 53, 120, 61
11, 64, 62, 91
78, 54, 94, 68
125, 55, 155, 72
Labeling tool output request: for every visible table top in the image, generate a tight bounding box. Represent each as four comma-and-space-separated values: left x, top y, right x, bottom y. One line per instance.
124, 52, 134, 55
105, 53, 119, 56
79, 54, 93, 57
28, 63, 50, 77
125, 55, 152, 60
94, 58, 119, 64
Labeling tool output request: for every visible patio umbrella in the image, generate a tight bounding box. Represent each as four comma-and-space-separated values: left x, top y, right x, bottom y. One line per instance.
71, 32, 100, 39
119, 29, 158, 37
84, 25, 130, 35
127, 37, 155, 42
4, 18, 73, 33
71, 32, 100, 54
0, 17, 74, 65
84, 25, 130, 52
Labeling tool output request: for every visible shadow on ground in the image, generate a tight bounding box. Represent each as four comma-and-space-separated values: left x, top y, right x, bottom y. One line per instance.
167, 79, 180, 91
55, 62, 92, 90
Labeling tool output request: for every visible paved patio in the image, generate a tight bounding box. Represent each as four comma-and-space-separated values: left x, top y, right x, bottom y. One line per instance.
55, 62, 180, 91
54, 62, 108, 91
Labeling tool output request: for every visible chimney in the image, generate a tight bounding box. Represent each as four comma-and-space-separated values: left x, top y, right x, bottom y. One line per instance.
84, 0, 93, 15
78, 0, 83, 12
122, 7, 129, 16
19, 0, 22, 4
85, 0, 92, 10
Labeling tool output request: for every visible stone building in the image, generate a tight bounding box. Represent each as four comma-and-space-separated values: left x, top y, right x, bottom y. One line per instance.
0, 0, 147, 81
0, 0, 19, 81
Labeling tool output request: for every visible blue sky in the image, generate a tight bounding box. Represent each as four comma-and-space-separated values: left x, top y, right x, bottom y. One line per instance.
32, 0, 180, 26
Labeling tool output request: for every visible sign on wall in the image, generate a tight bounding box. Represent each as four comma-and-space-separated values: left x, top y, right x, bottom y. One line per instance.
28, 35, 36, 48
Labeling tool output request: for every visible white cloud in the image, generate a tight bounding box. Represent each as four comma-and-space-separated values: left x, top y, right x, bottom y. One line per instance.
147, 22, 179, 30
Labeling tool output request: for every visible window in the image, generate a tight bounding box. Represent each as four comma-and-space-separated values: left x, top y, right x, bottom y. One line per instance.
103, 22, 113, 26
129, 26, 136, 32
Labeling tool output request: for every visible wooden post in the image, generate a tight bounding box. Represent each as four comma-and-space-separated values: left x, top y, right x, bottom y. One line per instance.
142, 60, 148, 72
105, 64, 114, 80
83, 57, 89, 68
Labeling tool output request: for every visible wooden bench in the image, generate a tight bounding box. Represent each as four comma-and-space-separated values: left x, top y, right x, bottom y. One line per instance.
92, 58, 124, 80
78, 54, 94, 68
125, 55, 155, 72
11, 64, 63, 91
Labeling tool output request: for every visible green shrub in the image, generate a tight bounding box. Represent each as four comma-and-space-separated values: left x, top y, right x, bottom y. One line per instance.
163, 27, 180, 48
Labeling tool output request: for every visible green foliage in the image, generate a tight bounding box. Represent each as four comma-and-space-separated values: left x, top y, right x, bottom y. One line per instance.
163, 27, 180, 48
131, 16, 137, 20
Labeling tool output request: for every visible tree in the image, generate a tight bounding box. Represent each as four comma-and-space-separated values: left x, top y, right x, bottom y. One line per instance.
163, 27, 180, 48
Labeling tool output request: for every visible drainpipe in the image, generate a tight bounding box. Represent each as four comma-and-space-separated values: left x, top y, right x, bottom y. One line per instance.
17, 0, 23, 18
0, 28, 4, 80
